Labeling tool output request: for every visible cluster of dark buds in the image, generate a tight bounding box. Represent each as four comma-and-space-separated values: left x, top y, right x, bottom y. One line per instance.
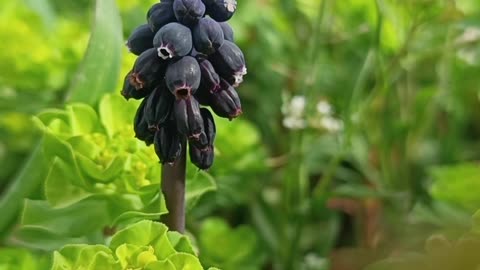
122, 0, 245, 170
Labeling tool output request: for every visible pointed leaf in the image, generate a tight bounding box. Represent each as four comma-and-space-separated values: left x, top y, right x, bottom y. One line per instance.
67, 0, 123, 105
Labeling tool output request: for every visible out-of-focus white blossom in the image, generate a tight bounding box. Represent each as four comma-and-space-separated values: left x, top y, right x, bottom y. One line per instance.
283, 116, 306, 130
282, 96, 343, 132
316, 100, 333, 115
282, 95, 307, 130
320, 116, 343, 132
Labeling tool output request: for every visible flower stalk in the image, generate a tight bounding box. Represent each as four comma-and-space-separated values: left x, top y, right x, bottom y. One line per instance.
160, 140, 186, 233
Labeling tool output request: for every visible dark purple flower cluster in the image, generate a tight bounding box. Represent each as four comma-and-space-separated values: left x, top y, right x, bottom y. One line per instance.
122, 0, 245, 170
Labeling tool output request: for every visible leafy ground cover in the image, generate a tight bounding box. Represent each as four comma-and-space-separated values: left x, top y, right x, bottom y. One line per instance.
1, 0, 480, 269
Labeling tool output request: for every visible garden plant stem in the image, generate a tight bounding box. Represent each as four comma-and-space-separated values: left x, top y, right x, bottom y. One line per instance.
161, 140, 187, 233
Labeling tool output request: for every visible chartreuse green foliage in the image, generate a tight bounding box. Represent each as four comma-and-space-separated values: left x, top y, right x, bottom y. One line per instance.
0, 248, 50, 270
0, 1, 87, 95
50, 220, 220, 270
366, 210, 480, 270
198, 218, 265, 270
429, 163, 480, 212
14, 94, 215, 249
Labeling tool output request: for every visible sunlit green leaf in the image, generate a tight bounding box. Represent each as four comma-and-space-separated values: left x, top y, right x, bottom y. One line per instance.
99, 94, 139, 138
67, 0, 123, 105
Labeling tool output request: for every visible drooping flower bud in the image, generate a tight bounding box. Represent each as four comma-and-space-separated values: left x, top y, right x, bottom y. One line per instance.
143, 84, 175, 130
205, 0, 237, 22
189, 143, 214, 170
153, 23, 193, 60
209, 40, 246, 87
121, 71, 153, 100
192, 17, 224, 55
198, 57, 221, 93
209, 79, 242, 119
173, 0, 206, 26
154, 121, 183, 164
126, 24, 154, 56
130, 48, 168, 90
134, 99, 155, 145
165, 56, 201, 99
173, 96, 205, 143
218, 22, 234, 42
147, 2, 177, 33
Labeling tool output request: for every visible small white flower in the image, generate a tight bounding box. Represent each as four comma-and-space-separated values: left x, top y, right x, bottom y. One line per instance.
289, 96, 306, 117
316, 100, 332, 115
320, 116, 343, 132
283, 116, 306, 130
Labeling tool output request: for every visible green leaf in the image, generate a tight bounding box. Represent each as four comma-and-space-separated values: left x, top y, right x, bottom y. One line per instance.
52, 245, 120, 270
430, 163, 480, 211
144, 260, 176, 270
199, 218, 263, 269
186, 170, 217, 211
167, 231, 196, 255
76, 153, 126, 183
12, 226, 89, 251
0, 248, 50, 270
167, 253, 204, 270
109, 220, 169, 251
99, 94, 139, 138
115, 244, 153, 269
43, 132, 86, 188
20, 199, 110, 238
0, 143, 48, 238
44, 158, 93, 208
67, 0, 123, 105
67, 103, 100, 136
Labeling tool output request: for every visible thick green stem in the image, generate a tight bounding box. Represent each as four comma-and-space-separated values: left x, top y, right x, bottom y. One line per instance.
161, 141, 187, 233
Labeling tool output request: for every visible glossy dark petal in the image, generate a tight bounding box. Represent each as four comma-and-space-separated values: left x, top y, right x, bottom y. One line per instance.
205, 0, 236, 22
134, 99, 155, 145
198, 58, 221, 93
209, 40, 246, 87
153, 22, 192, 59
173, 96, 205, 141
154, 122, 182, 164
210, 79, 242, 119
121, 71, 153, 100
200, 107, 216, 144
131, 48, 168, 90
126, 24, 154, 56
219, 22, 234, 42
189, 143, 214, 170
165, 56, 201, 98
144, 83, 175, 130
173, 0, 205, 26
147, 2, 177, 32
192, 17, 224, 55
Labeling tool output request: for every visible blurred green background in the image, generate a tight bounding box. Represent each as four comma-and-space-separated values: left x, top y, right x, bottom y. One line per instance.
2, 0, 480, 269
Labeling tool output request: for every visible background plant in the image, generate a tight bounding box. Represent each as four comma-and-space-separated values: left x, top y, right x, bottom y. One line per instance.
2, 0, 480, 270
